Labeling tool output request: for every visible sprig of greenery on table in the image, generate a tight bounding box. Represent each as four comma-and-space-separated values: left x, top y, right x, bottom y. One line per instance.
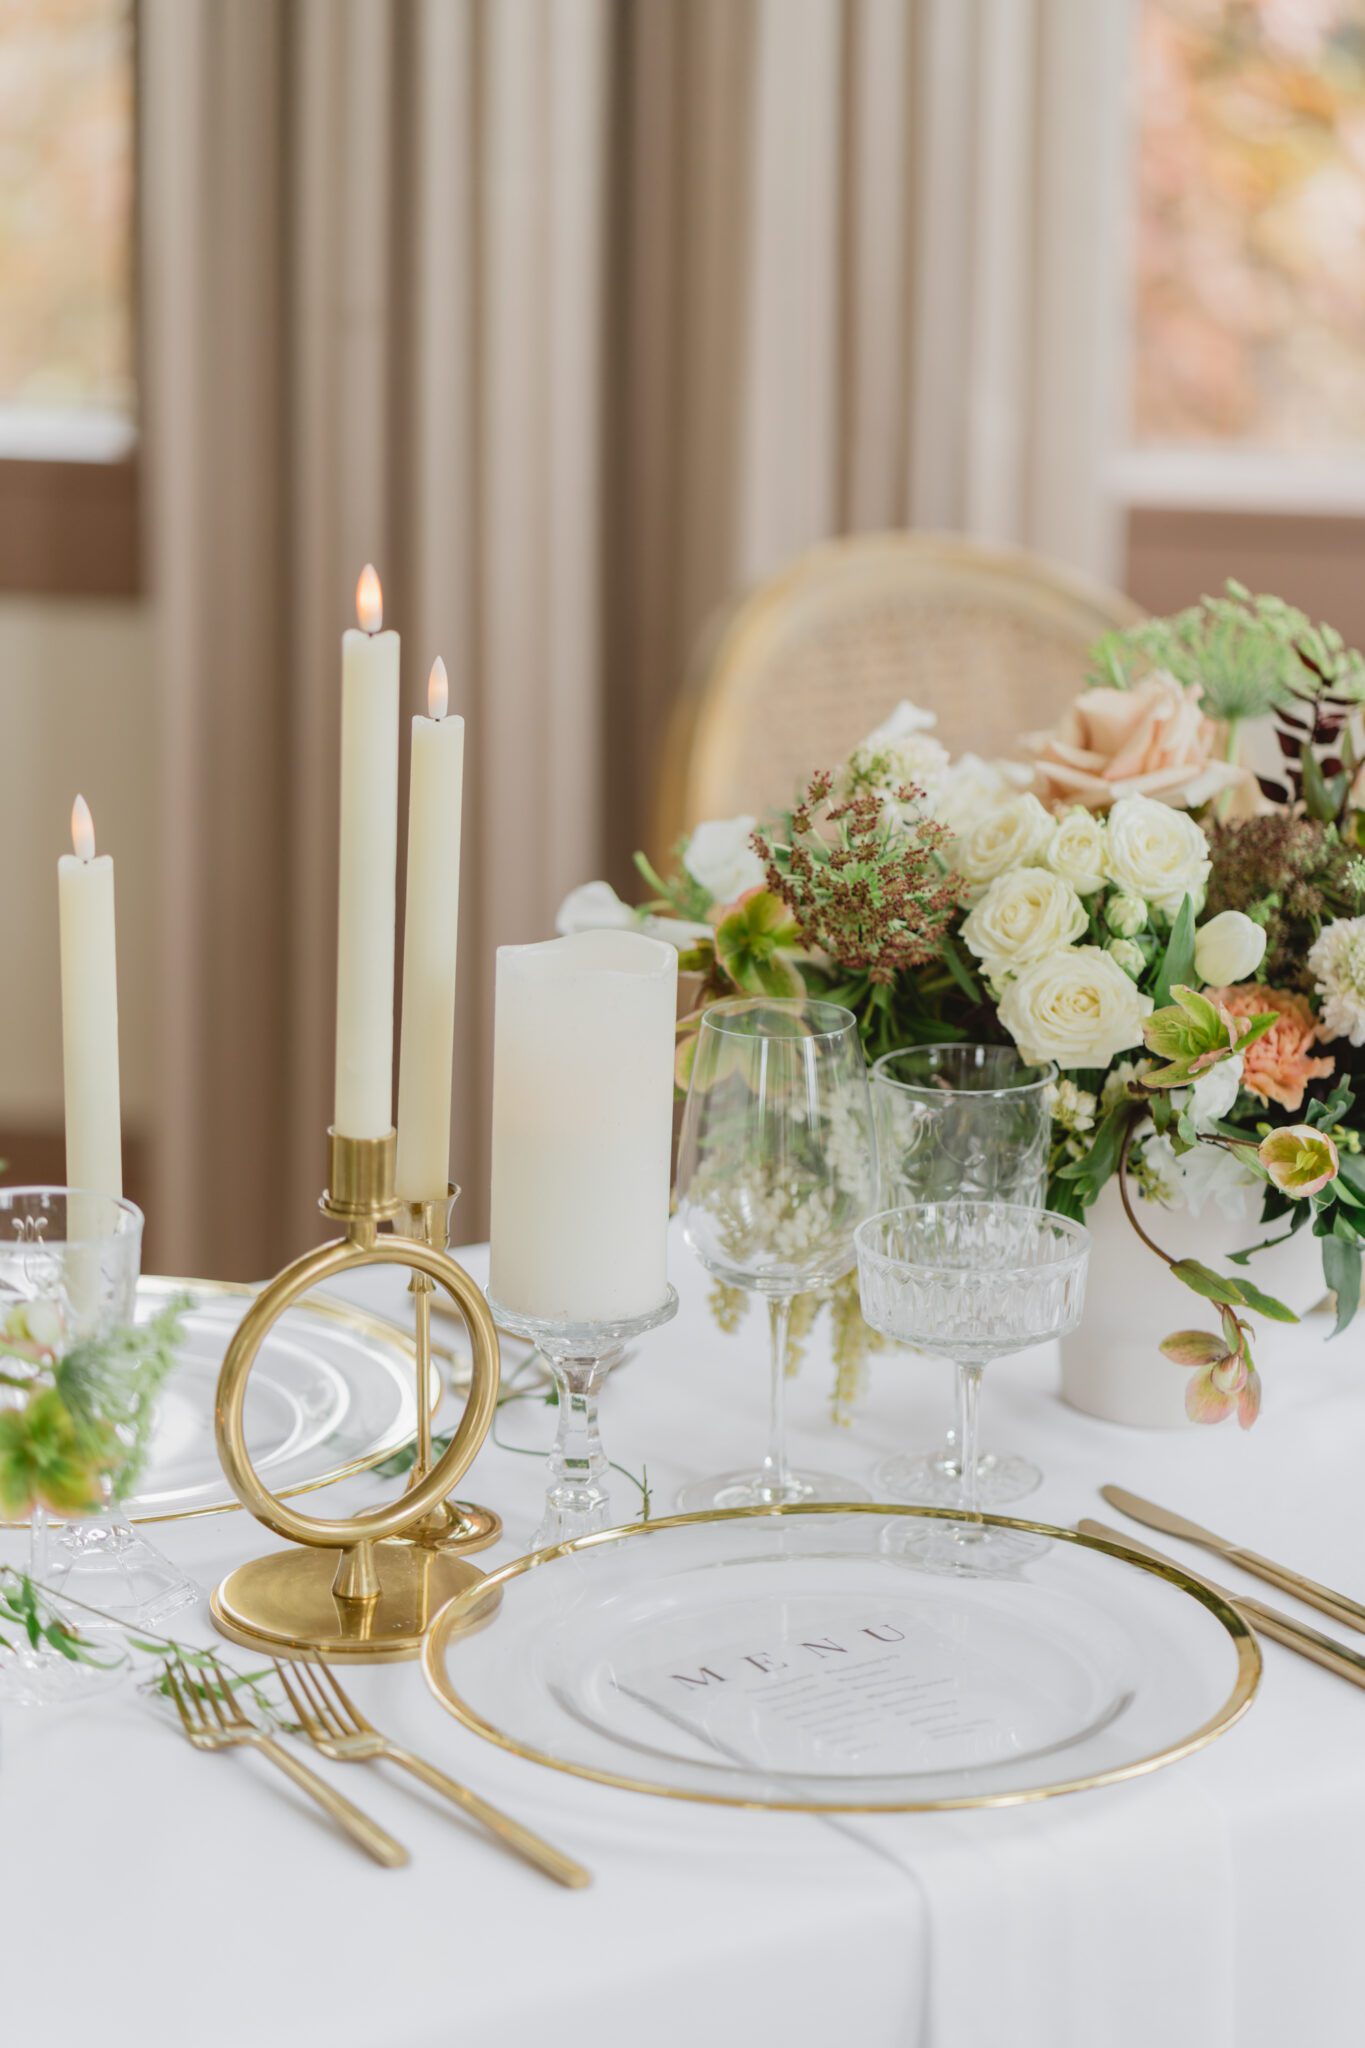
0, 1564, 288, 1722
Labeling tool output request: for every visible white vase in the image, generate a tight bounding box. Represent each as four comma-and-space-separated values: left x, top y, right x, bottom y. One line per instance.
1059, 1180, 1326, 1428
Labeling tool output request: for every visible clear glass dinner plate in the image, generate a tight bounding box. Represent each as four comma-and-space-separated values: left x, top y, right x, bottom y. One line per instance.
422, 1505, 1260, 1811
109, 1275, 433, 1522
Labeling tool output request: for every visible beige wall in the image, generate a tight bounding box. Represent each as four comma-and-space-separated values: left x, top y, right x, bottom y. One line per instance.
0, 597, 160, 1134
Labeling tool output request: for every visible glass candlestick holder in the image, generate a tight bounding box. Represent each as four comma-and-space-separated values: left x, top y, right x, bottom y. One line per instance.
487, 1289, 678, 1549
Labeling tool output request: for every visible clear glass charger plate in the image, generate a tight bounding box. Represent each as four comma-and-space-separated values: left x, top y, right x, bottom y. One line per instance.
422, 1505, 1261, 1812
6, 1275, 437, 1525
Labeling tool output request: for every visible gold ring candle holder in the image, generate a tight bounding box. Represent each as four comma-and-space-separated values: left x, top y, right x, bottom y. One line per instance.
210, 1128, 501, 1662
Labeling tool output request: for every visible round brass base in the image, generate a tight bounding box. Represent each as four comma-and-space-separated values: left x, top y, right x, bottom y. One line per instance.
210, 1542, 488, 1662
405, 1500, 502, 1554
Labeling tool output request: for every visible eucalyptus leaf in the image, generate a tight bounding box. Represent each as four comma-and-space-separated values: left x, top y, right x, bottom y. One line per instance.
1322, 1232, 1362, 1338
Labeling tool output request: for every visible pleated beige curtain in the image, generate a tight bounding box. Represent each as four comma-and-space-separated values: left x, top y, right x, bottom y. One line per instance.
142, 0, 611, 1273
139, 0, 1125, 1277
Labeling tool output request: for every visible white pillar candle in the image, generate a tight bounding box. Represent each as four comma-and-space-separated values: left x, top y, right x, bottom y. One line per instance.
395, 657, 465, 1203
58, 795, 123, 1198
489, 930, 678, 1325
334, 564, 400, 1137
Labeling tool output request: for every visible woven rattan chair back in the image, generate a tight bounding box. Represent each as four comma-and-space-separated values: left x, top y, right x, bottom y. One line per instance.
654, 532, 1141, 853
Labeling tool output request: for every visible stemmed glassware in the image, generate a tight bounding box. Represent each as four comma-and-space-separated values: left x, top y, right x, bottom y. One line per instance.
856, 1201, 1089, 1569
674, 998, 878, 1511
0, 1187, 197, 1702
870, 1044, 1055, 1505
491, 1291, 679, 1549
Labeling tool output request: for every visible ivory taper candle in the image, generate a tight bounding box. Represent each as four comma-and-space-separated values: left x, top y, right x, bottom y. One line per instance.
58, 795, 123, 1198
488, 930, 678, 1323
334, 564, 400, 1137
395, 656, 465, 1202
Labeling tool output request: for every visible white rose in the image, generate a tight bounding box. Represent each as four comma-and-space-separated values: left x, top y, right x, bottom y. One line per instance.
961, 868, 1088, 983
932, 754, 1034, 842
1106, 937, 1146, 979
997, 945, 1154, 1070
954, 792, 1056, 893
1044, 808, 1107, 895
1104, 793, 1211, 916
1105, 893, 1148, 939
1193, 910, 1267, 986
682, 817, 766, 905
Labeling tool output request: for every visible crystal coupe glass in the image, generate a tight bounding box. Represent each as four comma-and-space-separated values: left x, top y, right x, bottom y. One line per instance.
856, 1202, 1088, 1569
871, 1044, 1055, 1506
675, 998, 878, 1511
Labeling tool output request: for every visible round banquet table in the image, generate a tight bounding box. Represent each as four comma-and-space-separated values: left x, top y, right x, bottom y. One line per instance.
2, 1223, 1361, 2048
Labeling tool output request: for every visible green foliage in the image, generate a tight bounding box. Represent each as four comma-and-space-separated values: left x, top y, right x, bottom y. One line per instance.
1322, 1230, 1362, 1338
1141, 984, 1278, 1088
0, 1570, 119, 1665
1169, 1257, 1297, 1323
633, 845, 713, 923
713, 890, 804, 998
1088, 580, 1365, 723
0, 1387, 112, 1518
1152, 896, 1196, 1009
754, 774, 959, 989
55, 1295, 191, 1500
1205, 813, 1356, 991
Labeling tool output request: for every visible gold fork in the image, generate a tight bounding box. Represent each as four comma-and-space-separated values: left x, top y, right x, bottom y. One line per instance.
164, 1652, 409, 1867
273, 1657, 591, 1890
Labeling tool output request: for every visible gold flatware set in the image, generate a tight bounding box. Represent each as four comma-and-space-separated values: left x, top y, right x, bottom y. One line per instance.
1090, 1483, 1365, 1693
274, 1655, 590, 1887
165, 1647, 590, 1885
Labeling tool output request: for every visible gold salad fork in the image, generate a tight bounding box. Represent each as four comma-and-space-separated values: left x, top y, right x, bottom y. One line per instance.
273, 1657, 591, 1889
164, 1652, 408, 1867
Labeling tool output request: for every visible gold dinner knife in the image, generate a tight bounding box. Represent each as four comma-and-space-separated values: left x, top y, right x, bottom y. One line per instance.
1080, 1520, 1365, 1692
1101, 1484, 1365, 1638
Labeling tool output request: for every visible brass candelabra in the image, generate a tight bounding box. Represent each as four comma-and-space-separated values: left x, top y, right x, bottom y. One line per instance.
210, 1128, 501, 1661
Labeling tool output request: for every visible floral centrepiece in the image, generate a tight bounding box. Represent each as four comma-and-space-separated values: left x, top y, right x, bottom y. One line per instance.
565, 583, 1365, 1425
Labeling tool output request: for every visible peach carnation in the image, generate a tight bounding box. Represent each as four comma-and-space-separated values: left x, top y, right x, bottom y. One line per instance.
1203, 983, 1335, 1113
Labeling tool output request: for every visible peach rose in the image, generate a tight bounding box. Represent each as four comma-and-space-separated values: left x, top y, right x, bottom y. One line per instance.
1027, 671, 1248, 812
1203, 983, 1335, 1113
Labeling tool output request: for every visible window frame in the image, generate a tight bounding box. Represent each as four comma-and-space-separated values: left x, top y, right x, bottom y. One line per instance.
1114, 0, 1365, 522
0, 0, 141, 600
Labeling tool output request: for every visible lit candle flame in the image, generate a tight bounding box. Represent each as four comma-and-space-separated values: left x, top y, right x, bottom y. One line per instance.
427, 656, 449, 721
356, 564, 383, 634
71, 794, 96, 863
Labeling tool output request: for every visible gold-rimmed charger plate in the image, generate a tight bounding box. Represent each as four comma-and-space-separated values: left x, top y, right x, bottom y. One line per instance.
6, 1275, 442, 1527
422, 1504, 1260, 1812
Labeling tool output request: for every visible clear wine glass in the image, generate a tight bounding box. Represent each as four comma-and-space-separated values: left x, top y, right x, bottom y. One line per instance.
871, 1044, 1055, 1505
856, 1202, 1089, 1569
674, 998, 878, 1511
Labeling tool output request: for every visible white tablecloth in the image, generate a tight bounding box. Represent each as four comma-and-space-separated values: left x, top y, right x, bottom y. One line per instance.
3, 1229, 1362, 2048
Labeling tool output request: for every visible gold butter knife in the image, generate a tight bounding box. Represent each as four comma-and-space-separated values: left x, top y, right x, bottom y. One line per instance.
1101, 1484, 1365, 1638
1080, 1520, 1365, 1692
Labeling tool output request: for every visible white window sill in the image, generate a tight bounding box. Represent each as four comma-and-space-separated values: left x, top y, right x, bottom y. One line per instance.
1112, 445, 1365, 518
0, 406, 136, 464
